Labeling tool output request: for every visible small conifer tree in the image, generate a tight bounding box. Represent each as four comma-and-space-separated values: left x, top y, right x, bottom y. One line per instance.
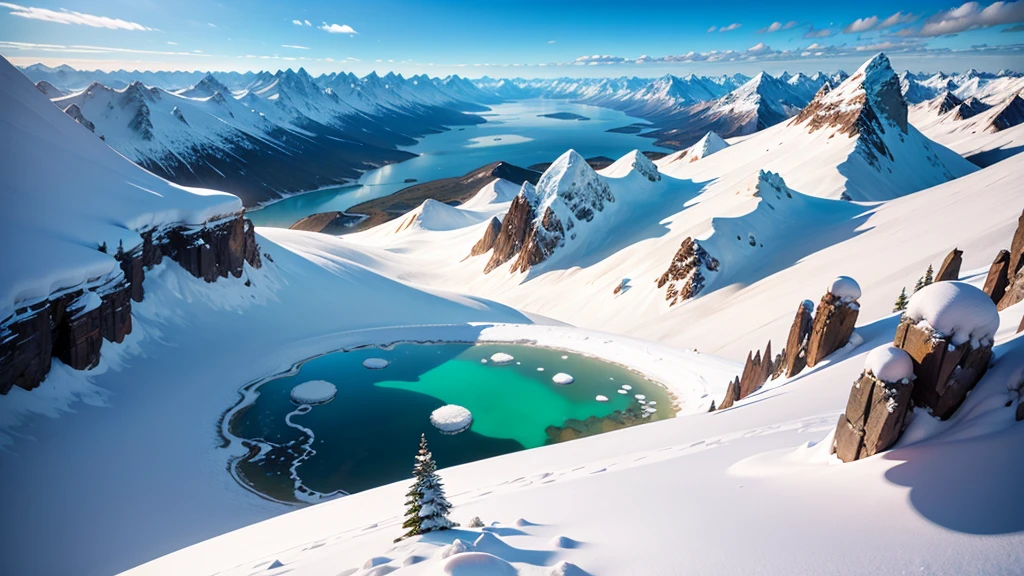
923, 264, 934, 286
399, 434, 453, 540
893, 287, 909, 312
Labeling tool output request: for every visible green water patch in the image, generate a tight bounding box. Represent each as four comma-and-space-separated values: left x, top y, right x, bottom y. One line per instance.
228, 342, 675, 503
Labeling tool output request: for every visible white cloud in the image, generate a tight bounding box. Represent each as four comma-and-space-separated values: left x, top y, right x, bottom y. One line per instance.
706, 25, 717, 33
304, 19, 311, 26
573, 54, 628, 65
917, 1, 1024, 36
720, 23, 742, 32
167, 41, 177, 45
548, 40, 556, 44
0, 40, 205, 56
804, 25, 835, 38
746, 42, 773, 54
761, 20, 798, 33
877, 12, 916, 29
0, 2, 152, 30
281, 44, 309, 50
207, 22, 216, 28
193, 49, 202, 53
320, 23, 357, 34
292, 19, 303, 26
845, 15, 879, 33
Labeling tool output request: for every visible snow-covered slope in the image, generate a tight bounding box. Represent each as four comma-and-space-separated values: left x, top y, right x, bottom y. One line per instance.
911, 90, 1024, 167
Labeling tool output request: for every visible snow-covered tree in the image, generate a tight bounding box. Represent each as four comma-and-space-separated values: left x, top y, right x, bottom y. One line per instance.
893, 287, 909, 312
923, 264, 934, 286
400, 434, 454, 540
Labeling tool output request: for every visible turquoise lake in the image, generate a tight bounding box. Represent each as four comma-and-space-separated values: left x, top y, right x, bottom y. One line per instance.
247, 100, 669, 228
228, 343, 675, 502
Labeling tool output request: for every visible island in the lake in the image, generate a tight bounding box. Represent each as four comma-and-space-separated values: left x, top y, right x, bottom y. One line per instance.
606, 123, 651, 134
538, 112, 590, 121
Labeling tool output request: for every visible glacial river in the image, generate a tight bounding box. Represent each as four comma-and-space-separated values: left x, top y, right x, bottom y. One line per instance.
248, 100, 670, 228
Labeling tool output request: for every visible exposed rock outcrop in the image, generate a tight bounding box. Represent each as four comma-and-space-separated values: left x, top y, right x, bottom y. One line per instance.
289, 211, 361, 235
781, 300, 814, 377
0, 215, 261, 395
467, 217, 502, 258
997, 209, 1024, 310
62, 103, 95, 133
655, 238, 719, 306
988, 93, 1024, 132
892, 316, 993, 420
806, 284, 861, 367
717, 341, 775, 409
484, 190, 535, 273
832, 362, 914, 463
936, 91, 963, 115
935, 247, 963, 282
718, 377, 740, 410
983, 250, 1010, 304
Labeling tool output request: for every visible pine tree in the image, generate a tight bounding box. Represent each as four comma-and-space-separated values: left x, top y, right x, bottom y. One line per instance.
923, 264, 934, 286
399, 434, 453, 540
913, 276, 925, 293
893, 287, 909, 312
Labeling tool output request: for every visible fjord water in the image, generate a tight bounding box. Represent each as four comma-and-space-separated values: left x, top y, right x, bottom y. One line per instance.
230, 343, 673, 500
248, 100, 669, 228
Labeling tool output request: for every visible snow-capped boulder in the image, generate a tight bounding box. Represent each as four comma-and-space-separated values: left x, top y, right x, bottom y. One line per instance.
362, 357, 389, 369
895, 281, 998, 419
552, 373, 574, 385
489, 352, 514, 365
806, 280, 861, 367
833, 346, 915, 463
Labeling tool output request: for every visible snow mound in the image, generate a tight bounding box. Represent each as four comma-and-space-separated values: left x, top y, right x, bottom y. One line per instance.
438, 539, 474, 560
595, 395, 609, 402
603, 149, 660, 181
864, 345, 914, 383
552, 373, 574, 385
690, 131, 729, 161
549, 561, 588, 576
490, 352, 514, 365
440, 552, 517, 576
362, 358, 389, 369
289, 380, 337, 405
394, 199, 479, 233
906, 281, 1000, 347
430, 405, 473, 434
828, 276, 862, 301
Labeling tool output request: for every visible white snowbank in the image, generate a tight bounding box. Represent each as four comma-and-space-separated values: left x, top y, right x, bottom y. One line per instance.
595, 395, 609, 402
289, 380, 337, 405
490, 352, 514, 365
828, 276, 862, 301
864, 345, 914, 383
906, 281, 1000, 346
552, 373, 574, 385
441, 552, 516, 576
430, 405, 473, 434
362, 358, 389, 369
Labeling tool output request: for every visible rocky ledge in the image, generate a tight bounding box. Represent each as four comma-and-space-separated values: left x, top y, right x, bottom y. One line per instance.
0, 214, 261, 395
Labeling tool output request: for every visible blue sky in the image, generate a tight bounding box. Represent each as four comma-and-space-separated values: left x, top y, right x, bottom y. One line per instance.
0, 0, 1022, 76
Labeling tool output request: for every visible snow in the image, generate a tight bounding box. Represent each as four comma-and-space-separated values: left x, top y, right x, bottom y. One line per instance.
363, 358, 390, 369
0, 57, 241, 318
430, 405, 473, 434
863, 345, 914, 383
600, 149, 660, 182
289, 380, 337, 405
690, 131, 730, 161
490, 352, 515, 365
551, 373, 574, 385
905, 281, 1000, 347
828, 276, 862, 301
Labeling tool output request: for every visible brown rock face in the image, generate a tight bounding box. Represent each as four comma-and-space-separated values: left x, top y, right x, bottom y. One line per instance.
832, 370, 914, 463
999, 269, 1024, 311
892, 317, 993, 420
718, 377, 741, 409
999, 209, 1024, 310
0, 214, 261, 395
782, 300, 814, 377
983, 250, 1011, 304
655, 237, 719, 306
484, 194, 534, 274
935, 248, 963, 282
738, 341, 774, 398
466, 217, 502, 259
806, 292, 860, 367
510, 206, 566, 274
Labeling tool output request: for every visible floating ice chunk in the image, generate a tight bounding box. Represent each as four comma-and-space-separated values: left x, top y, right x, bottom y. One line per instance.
864, 345, 915, 382
621, 384, 632, 391
516, 362, 521, 365
595, 395, 609, 402
906, 281, 1000, 347
552, 373, 574, 385
617, 389, 628, 395
430, 405, 473, 434
634, 394, 646, 400
561, 355, 568, 360
537, 367, 545, 372
828, 276, 862, 301
490, 352, 514, 365
648, 400, 657, 405
289, 380, 337, 405
480, 359, 487, 364
362, 358, 389, 369
638, 400, 646, 405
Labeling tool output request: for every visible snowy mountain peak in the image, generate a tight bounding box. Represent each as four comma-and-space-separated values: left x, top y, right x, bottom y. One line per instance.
750, 169, 792, 199
604, 149, 661, 182
534, 149, 614, 224
34, 80, 64, 99
181, 74, 230, 99
690, 131, 729, 161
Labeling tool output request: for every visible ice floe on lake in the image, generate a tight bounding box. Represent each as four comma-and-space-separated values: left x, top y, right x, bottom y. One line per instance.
430, 405, 473, 434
